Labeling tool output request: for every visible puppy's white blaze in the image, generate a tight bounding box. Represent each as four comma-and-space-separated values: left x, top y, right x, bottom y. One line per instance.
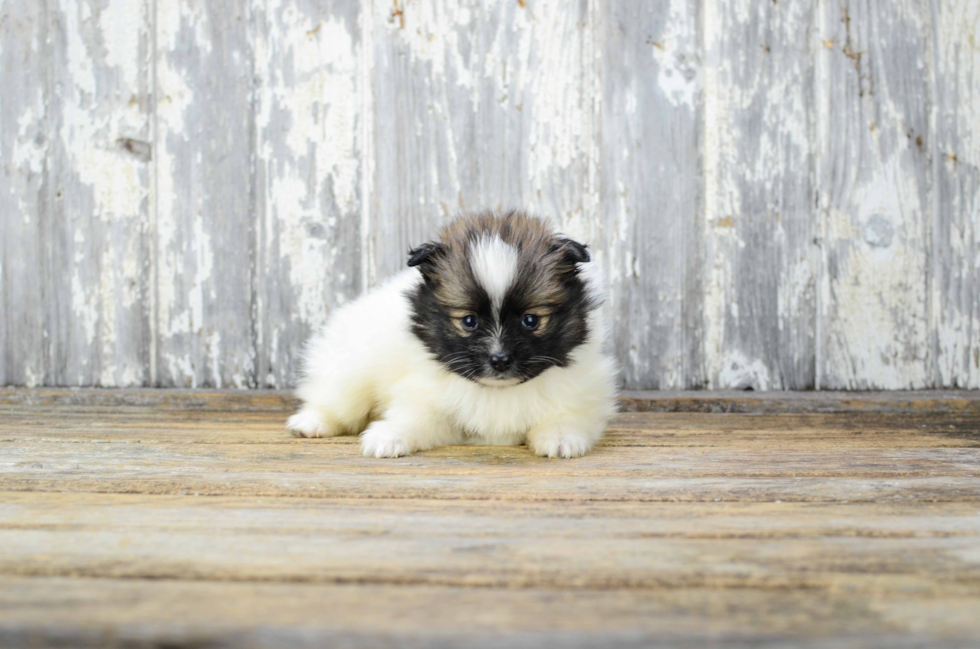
469, 235, 518, 314
489, 324, 504, 354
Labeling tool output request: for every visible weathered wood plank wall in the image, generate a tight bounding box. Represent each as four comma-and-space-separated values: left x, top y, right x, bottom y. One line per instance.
1, 0, 978, 390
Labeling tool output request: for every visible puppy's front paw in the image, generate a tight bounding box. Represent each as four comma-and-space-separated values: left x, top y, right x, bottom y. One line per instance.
527, 426, 595, 459
286, 409, 337, 438
360, 421, 413, 458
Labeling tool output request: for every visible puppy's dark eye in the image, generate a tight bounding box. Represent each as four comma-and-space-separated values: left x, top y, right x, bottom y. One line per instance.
461, 314, 479, 331
521, 314, 540, 330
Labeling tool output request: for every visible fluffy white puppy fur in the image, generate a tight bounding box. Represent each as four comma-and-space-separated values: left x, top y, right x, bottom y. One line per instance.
286, 211, 619, 458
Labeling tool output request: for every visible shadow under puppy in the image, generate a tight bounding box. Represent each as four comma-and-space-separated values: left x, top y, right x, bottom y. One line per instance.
287, 211, 619, 458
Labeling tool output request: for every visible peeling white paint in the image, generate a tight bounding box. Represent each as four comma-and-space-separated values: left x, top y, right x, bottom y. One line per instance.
702, 0, 817, 389
652, 0, 700, 108
101, 0, 143, 91
393, 0, 478, 106
98, 245, 117, 386
206, 330, 222, 389
523, 0, 591, 226
250, 0, 366, 387
54, 0, 149, 386
165, 354, 197, 389
702, 2, 734, 388
10, 105, 47, 225
71, 269, 99, 348
823, 161, 930, 388
23, 365, 40, 389
1, 3, 47, 387
359, 0, 376, 293
256, 2, 360, 332
157, 0, 212, 55
12, 108, 45, 176
932, 0, 980, 388
816, 0, 933, 390
717, 350, 771, 391
189, 216, 214, 334
60, 0, 96, 97
3, 0, 979, 390
154, 0, 226, 388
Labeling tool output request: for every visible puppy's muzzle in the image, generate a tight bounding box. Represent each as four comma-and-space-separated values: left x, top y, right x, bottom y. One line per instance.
489, 352, 512, 372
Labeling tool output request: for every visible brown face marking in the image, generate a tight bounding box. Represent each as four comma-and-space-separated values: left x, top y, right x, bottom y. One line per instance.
521, 307, 553, 336
410, 210, 587, 311
447, 309, 477, 337
406, 210, 596, 384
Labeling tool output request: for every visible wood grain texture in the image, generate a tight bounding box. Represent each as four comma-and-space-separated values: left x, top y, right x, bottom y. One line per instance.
0, 1, 46, 387
704, 0, 817, 390
816, 0, 933, 389
3, 492, 980, 589
45, 0, 152, 387
2, 402, 978, 502
932, 0, 980, 389
1, 390, 979, 646
153, 0, 255, 388
599, 1, 704, 389
251, 0, 363, 388
3, 579, 977, 649
2, 0, 979, 391
368, 0, 596, 282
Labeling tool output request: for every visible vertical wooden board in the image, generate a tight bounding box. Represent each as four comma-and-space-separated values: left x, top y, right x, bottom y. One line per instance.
932, 0, 980, 389
251, 0, 363, 389
703, 0, 817, 390
368, 0, 596, 284
598, 1, 703, 389
154, 0, 255, 388
44, 0, 152, 386
816, 0, 932, 389
0, 1, 46, 386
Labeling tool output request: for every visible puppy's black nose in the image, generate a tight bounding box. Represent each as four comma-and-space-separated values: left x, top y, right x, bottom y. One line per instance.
489, 352, 512, 372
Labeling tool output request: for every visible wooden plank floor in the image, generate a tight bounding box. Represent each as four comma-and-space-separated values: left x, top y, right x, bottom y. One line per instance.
1, 389, 979, 648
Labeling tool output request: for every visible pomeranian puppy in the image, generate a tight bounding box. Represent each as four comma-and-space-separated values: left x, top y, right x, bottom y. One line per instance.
286, 211, 619, 458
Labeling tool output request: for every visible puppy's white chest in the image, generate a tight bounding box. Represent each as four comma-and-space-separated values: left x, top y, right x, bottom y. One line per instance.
441, 378, 548, 442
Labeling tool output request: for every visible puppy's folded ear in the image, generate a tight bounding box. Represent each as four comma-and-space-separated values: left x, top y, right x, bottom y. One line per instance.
552, 238, 591, 264
407, 241, 446, 279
